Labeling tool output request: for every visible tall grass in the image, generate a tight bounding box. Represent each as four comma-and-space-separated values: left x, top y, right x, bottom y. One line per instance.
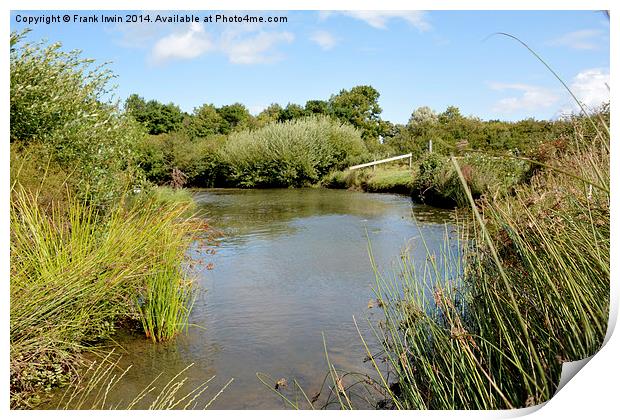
354, 108, 609, 409
221, 115, 368, 187
10, 187, 200, 407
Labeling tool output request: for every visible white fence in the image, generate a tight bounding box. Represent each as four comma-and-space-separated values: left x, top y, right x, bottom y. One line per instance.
348, 153, 413, 171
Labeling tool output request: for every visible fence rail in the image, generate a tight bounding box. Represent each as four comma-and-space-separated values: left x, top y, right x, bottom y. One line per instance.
348, 153, 413, 171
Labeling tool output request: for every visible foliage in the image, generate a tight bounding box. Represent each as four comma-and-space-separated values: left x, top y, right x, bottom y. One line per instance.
328, 85, 388, 146
187, 103, 227, 138
256, 103, 284, 127
408, 106, 438, 126
386, 105, 572, 158
221, 116, 368, 187
217, 102, 253, 134
353, 109, 609, 409
10, 188, 200, 407
10, 31, 144, 208
411, 152, 530, 207
125, 94, 186, 135
305, 99, 329, 115
279, 103, 307, 122
135, 133, 227, 187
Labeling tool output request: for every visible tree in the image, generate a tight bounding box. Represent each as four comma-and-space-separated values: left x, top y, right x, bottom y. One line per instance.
305, 99, 329, 116
278, 103, 306, 122
328, 85, 385, 146
256, 103, 283, 127
438, 105, 463, 124
125, 95, 184, 135
408, 106, 438, 127
187, 103, 226, 138
218, 103, 252, 134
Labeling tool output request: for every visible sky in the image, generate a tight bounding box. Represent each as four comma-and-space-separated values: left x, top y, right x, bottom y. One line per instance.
10, 10, 610, 124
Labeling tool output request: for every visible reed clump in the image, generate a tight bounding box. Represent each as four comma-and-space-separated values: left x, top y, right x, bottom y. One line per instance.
10, 187, 199, 408
363, 107, 609, 409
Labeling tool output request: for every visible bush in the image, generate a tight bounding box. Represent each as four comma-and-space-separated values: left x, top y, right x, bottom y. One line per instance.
412, 152, 530, 207
10, 31, 144, 208
366, 111, 609, 409
221, 116, 367, 187
135, 133, 227, 187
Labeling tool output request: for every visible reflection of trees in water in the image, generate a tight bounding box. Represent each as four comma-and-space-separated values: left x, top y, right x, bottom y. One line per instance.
192, 189, 454, 242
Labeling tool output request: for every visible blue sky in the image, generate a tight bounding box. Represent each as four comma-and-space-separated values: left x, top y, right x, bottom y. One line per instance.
10, 10, 610, 124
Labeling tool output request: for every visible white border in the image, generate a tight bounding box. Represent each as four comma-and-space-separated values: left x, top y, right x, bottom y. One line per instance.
2, 1, 617, 419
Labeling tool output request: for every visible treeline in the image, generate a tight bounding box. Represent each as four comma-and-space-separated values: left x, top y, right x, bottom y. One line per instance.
125, 84, 386, 146
127, 91, 573, 190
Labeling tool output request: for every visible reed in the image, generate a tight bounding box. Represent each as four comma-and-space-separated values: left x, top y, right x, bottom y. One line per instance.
55, 351, 234, 410
10, 187, 199, 407
357, 106, 609, 409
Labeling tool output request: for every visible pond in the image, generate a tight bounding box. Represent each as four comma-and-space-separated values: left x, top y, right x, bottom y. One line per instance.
90, 188, 455, 409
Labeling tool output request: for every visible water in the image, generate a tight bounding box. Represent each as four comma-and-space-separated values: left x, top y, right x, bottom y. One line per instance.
85, 189, 455, 409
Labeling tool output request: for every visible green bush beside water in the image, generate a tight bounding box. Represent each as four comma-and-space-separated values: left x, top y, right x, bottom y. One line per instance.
220, 116, 368, 187
411, 152, 531, 207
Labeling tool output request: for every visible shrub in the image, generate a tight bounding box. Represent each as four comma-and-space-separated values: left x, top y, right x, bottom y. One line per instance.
412, 152, 530, 207
135, 133, 227, 187
220, 116, 367, 187
10, 31, 144, 208
364, 111, 609, 409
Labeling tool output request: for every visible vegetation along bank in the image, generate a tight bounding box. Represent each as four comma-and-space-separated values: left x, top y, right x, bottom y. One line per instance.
10, 28, 609, 410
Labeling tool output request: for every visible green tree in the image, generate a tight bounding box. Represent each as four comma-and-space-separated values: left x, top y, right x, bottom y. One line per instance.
278, 103, 307, 122
305, 99, 330, 116
187, 103, 226, 138
125, 94, 185, 135
328, 85, 385, 146
256, 103, 283, 127
218, 103, 252, 134
438, 105, 463, 124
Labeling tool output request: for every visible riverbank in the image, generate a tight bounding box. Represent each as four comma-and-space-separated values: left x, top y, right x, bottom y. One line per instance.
9, 32, 206, 408
319, 150, 531, 209
317, 109, 610, 409
9, 187, 203, 408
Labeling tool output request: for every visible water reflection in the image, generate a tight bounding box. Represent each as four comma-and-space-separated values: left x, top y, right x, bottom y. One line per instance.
74, 189, 456, 409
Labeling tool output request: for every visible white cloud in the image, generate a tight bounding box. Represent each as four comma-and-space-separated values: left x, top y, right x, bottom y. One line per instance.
310, 30, 337, 50
490, 82, 560, 113
547, 29, 605, 50
151, 22, 213, 63
561, 68, 610, 114
220, 30, 294, 64
324, 11, 431, 31
149, 22, 294, 65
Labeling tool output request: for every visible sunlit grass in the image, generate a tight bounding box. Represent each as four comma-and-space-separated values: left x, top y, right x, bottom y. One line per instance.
10, 187, 200, 407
